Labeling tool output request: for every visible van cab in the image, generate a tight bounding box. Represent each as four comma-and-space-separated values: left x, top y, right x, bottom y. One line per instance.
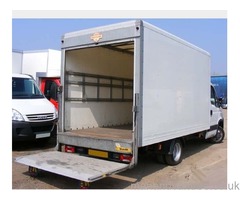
12, 73, 58, 142
38, 77, 60, 110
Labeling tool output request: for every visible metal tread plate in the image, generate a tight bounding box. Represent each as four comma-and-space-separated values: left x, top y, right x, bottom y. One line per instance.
15, 151, 129, 182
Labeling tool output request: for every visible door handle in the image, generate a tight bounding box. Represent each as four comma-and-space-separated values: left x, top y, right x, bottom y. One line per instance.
210, 110, 213, 116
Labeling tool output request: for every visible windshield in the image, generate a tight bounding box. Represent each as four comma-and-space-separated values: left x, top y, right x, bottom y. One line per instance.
12, 77, 44, 99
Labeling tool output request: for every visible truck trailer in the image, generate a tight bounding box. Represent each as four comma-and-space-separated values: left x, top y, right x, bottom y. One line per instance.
15, 20, 225, 188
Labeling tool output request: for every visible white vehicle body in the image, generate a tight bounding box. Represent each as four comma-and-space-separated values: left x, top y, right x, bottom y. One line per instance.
12, 73, 58, 141
16, 20, 224, 186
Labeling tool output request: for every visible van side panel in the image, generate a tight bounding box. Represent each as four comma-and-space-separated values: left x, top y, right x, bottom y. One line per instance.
140, 23, 210, 146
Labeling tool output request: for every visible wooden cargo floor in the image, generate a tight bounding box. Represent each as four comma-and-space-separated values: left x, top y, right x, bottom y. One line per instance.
65, 125, 133, 141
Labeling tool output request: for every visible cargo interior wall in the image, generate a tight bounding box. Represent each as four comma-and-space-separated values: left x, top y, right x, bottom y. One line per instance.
64, 43, 134, 130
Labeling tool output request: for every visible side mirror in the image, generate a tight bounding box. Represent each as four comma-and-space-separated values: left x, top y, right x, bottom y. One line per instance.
45, 90, 51, 100
218, 97, 227, 109
57, 85, 63, 94
216, 97, 223, 108
218, 97, 223, 103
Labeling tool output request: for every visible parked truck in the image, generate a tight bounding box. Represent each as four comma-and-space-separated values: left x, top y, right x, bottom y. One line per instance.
15, 20, 225, 188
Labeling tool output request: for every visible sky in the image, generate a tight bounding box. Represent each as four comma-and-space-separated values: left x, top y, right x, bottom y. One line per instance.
12, 18, 227, 75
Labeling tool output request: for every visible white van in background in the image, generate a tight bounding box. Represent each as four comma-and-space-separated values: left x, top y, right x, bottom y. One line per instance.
12, 73, 58, 142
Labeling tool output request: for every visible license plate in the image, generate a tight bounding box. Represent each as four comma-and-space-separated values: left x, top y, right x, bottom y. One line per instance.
88, 149, 108, 158
36, 133, 51, 139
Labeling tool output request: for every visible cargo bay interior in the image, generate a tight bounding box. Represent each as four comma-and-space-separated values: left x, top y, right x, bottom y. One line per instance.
63, 41, 134, 140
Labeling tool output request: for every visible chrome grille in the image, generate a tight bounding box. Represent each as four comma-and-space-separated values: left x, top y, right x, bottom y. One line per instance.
26, 113, 54, 122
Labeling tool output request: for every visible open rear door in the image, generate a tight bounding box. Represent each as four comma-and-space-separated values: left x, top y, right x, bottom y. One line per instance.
15, 151, 129, 182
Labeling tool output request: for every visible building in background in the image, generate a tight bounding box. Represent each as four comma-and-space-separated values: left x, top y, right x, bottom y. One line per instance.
12, 49, 23, 73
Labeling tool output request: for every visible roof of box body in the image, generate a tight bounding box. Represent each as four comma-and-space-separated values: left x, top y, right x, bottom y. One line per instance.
62, 20, 141, 39
62, 19, 210, 56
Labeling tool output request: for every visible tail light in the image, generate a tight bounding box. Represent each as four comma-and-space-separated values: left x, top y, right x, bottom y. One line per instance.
119, 154, 133, 163
65, 145, 75, 153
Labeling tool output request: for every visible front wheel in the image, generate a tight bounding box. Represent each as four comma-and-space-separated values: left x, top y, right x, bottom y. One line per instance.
165, 139, 183, 166
209, 126, 225, 144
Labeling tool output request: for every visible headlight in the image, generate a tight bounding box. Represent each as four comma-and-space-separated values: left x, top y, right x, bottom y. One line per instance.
12, 109, 24, 121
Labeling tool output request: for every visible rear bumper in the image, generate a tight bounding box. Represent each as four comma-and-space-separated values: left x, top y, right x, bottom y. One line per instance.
12, 119, 58, 142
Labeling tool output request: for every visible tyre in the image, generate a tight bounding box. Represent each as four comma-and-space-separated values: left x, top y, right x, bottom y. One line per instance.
209, 126, 225, 144
51, 124, 57, 138
165, 139, 183, 166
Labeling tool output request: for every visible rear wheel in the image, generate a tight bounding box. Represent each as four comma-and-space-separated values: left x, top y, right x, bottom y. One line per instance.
165, 139, 183, 166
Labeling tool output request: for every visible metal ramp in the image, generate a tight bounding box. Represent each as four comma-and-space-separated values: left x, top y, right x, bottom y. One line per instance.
15, 151, 129, 182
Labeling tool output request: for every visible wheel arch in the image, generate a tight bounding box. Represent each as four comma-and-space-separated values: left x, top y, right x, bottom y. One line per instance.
160, 138, 184, 155
218, 118, 224, 129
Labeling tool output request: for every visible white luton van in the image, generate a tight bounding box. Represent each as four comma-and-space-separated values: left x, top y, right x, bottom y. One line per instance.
16, 20, 224, 188
12, 73, 58, 142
